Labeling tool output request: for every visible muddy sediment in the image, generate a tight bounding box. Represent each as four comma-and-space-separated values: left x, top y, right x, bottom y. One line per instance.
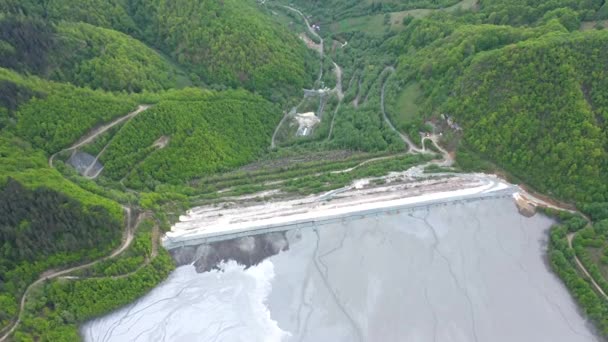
170, 231, 290, 272
83, 197, 600, 342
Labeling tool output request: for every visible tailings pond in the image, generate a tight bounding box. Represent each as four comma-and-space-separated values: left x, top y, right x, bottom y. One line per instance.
82, 196, 599, 342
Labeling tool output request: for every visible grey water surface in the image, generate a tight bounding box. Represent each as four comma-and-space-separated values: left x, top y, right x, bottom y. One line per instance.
82, 197, 599, 342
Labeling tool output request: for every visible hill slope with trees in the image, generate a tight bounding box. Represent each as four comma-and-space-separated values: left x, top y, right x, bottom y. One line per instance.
375, 1, 608, 335
127, 0, 318, 100
0, 0, 316, 339
0, 16, 185, 92
100, 89, 282, 188
2, 0, 318, 100
446, 31, 608, 202
3, 0, 608, 339
386, 14, 608, 203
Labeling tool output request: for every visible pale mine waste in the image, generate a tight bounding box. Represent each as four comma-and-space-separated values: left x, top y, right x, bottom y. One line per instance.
83, 171, 600, 341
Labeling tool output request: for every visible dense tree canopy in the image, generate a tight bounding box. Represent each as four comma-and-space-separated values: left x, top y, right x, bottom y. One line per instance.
0, 179, 121, 265
0, 174, 123, 330
2, 0, 608, 339
126, 0, 316, 99
280, 0, 460, 21
52, 22, 182, 92
477, 0, 605, 25
385, 8, 608, 203
100, 89, 282, 188
445, 31, 608, 202
2, 0, 317, 99
0, 15, 185, 92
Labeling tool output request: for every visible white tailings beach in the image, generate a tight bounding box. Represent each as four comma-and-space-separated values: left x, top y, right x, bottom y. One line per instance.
85, 181, 600, 341
163, 172, 514, 249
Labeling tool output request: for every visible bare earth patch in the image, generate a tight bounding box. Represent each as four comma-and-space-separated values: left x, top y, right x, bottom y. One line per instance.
153, 136, 170, 149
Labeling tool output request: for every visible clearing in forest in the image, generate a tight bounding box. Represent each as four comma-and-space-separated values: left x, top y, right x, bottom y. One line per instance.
395, 82, 422, 123
580, 20, 608, 30
332, 0, 478, 35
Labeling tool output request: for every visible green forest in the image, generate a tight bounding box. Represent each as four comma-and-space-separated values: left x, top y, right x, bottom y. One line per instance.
2, 0, 608, 339
0, 0, 318, 339
1, 0, 318, 100
0, 179, 122, 330
100, 89, 283, 188
378, 3, 608, 203
0, 16, 184, 92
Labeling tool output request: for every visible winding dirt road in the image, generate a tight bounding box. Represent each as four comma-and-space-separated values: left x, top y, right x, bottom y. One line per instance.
326, 62, 346, 140
333, 62, 344, 101
49, 105, 150, 168
566, 234, 608, 299
380, 67, 427, 154
516, 192, 607, 300
59, 219, 160, 282
270, 5, 328, 147
0, 208, 139, 342
0, 105, 154, 340
281, 5, 324, 83
270, 110, 291, 149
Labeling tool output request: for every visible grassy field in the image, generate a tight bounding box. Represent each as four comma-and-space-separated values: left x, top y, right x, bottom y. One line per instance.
395, 82, 422, 122
580, 20, 608, 31
267, 5, 309, 34
586, 245, 608, 280
390, 0, 478, 29
331, 0, 478, 34
331, 15, 387, 35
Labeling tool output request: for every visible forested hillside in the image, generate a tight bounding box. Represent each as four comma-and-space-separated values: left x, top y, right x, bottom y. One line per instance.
0, 16, 184, 92
100, 89, 282, 188
477, 0, 607, 25
388, 8, 608, 202
126, 0, 317, 100
53, 22, 184, 91
446, 31, 608, 202
1, 0, 317, 100
0, 0, 317, 339
3, 0, 608, 339
280, 0, 460, 21
372, 1, 608, 334
0, 68, 138, 153
386, 2, 608, 203
0, 133, 125, 331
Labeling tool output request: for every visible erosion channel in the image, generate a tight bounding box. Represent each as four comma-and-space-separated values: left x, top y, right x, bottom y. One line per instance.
82, 174, 600, 342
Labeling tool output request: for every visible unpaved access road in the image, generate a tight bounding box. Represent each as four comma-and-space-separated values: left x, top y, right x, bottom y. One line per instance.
567, 233, 608, 299
333, 62, 344, 100
380, 67, 427, 154
49, 105, 150, 168
516, 192, 607, 301
326, 62, 346, 140
378, 67, 452, 163
280, 5, 324, 83
0, 207, 140, 342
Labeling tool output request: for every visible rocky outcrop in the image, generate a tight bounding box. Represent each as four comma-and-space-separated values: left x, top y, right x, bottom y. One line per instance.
169, 231, 289, 273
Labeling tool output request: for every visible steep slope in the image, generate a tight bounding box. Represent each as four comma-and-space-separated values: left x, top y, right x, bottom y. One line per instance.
477, 0, 605, 25
0, 17, 185, 92
100, 89, 282, 188
0, 0, 137, 33
53, 22, 184, 92
127, 0, 316, 99
0, 133, 124, 331
2, 0, 315, 99
388, 14, 608, 203
446, 31, 608, 202
0, 68, 138, 153
279, 0, 460, 21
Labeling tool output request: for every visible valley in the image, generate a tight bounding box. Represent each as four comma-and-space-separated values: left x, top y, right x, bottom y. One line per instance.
1, 0, 608, 341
